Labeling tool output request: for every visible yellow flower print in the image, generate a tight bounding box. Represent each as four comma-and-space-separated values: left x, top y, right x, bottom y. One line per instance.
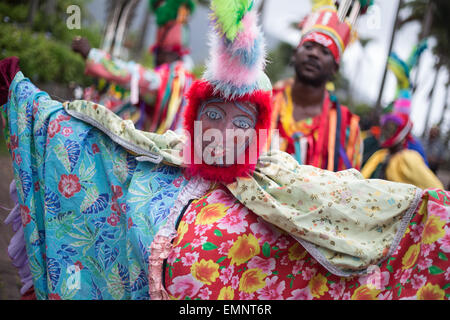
422, 215, 446, 244
218, 286, 235, 300
404, 226, 411, 235
416, 283, 445, 300
239, 268, 267, 293
351, 285, 380, 300
418, 201, 427, 216
308, 274, 328, 298
228, 234, 260, 266
288, 242, 307, 261
191, 259, 220, 285
173, 221, 188, 247
195, 203, 228, 225
401, 244, 420, 270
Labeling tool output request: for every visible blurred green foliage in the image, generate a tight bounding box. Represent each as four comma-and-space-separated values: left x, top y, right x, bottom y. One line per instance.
0, 24, 91, 85
0, 0, 102, 86
139, 50, 156, 70
192, 64, 206, 79
265, 42, 294, 83
0, 0, 105, 154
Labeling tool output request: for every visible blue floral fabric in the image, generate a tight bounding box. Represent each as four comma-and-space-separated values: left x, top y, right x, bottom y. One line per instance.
2, 72, 187, 299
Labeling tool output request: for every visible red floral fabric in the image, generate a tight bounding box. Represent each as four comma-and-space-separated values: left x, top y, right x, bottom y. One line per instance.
164, 186, 450, 300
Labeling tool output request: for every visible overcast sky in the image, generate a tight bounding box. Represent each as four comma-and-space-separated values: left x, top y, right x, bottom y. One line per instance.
88, 0, 449, 136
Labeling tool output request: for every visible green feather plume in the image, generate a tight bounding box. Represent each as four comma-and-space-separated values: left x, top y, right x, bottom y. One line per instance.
211, 0, 254, 42
149, 0, 196, 26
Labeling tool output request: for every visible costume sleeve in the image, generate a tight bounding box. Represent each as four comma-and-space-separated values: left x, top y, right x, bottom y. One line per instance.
85, 48, 162, 96
360, 149, 388, 179
1, 70, 185, 299
227, 149, 422, 277
386, 150, 444, 189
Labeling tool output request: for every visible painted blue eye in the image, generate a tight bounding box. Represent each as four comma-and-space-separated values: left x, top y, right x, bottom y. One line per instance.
233, 118, 252, 129
206, 110, 222, 120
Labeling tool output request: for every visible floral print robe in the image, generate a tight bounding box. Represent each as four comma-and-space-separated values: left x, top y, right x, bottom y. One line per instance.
3, 72, 189, 299
165, 186, 449, 300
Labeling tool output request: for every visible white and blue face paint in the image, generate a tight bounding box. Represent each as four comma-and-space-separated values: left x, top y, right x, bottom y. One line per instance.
195, 98, 258, 166
197, 98, 257, 129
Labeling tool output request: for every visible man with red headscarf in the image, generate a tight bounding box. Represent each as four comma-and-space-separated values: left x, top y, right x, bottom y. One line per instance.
72, 0, 196, 133
271, 0, 371, 171
361, 111, 444, 189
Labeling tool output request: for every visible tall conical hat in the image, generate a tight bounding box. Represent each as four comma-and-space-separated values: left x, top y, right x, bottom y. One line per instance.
183, 0, 273, 183
299, 0, 374, 63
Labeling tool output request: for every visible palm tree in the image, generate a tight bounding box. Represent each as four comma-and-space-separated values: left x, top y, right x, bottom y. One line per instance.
399, 0, 450, 74
398, 0, 450, 136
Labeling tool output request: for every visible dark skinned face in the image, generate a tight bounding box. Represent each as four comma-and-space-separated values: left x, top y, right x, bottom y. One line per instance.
155, 49, 182, 67
380, 121, 398, 144
293, 41, 338, 87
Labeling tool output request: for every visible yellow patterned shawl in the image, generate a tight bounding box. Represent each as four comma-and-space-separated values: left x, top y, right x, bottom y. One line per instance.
361, 149, 444, 190
65, 100, 422, 276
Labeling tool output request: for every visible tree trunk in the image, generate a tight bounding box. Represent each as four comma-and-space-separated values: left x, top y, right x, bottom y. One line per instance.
135, 6, 152, 60
422, 65, 442, 137
27, 0, 40, 27
102, 0, 127, 53
112, 0, 140, 59
44, 0, 57, 16
375, 0, 403, 116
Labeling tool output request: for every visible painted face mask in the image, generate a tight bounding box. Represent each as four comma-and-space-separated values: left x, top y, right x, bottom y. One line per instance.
195, 98, 258, 167
182, 3, 273, 183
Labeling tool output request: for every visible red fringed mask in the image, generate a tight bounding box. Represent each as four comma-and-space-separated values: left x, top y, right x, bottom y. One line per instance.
182, 80, 273, 184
